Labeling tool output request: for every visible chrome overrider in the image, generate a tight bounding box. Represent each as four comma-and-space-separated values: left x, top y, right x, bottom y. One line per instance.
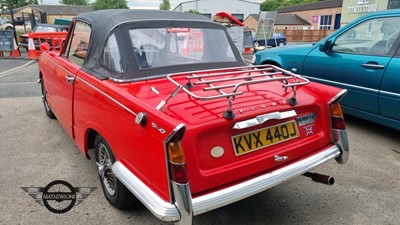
112, 139, 349, 224
333, 128, 349, 164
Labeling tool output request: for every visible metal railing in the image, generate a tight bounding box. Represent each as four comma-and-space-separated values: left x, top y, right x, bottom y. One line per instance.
157, 65, 310, 119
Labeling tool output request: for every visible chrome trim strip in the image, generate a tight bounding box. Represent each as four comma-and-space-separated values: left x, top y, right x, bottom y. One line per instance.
40, 55, 138, 117
306, 76, 378, 94
379, 90, 400, 98
76, 77, 137, 116
233, 110, 297, 129
112, 161, 180, 222
109, 64, 277, 83
163, 123, 186, 146
191, 145, 341, 216
40, 55, 74, 76
328, 89, 347, 104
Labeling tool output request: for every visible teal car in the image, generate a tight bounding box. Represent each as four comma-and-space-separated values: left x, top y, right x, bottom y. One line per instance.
253, 9, 400, 131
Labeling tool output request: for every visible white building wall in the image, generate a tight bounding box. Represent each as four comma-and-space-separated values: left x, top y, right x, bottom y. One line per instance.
173, 0, 260, 21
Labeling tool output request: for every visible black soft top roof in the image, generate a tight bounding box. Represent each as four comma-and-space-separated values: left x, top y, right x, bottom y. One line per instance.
73, 10, 245, 80
75, 9, 211, 31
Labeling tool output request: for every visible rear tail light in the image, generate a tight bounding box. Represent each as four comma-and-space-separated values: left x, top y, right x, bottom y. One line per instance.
167, 140, 188, 184
165, 124, 188, 184
330, 102, 346, 130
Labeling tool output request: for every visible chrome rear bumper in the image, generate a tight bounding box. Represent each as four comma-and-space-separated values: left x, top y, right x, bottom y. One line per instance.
113, 144, 344, 223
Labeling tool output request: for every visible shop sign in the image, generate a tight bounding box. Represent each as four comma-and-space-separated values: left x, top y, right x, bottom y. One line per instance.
348, 0, 378, 14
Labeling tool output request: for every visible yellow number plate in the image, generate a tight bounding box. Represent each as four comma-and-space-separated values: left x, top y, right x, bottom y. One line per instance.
232, 120, 299, 156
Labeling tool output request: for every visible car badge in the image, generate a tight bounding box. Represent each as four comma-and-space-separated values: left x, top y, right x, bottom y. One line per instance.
304, 125, 314, 136
296, 113, 316, 126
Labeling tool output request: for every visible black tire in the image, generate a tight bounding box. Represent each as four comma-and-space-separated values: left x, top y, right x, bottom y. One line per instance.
40, 78, 56, 119
95, 135, 136, 209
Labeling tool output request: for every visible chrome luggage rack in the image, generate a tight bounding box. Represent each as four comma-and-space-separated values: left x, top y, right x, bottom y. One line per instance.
157, 65, 310, 120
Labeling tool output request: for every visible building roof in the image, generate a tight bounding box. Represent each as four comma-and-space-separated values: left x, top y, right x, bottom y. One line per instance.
277, 0, 343, 13
275, 14, 310, 25
10, 4, 93, 15
245, 13, 310, 25
247, 13, 260, 21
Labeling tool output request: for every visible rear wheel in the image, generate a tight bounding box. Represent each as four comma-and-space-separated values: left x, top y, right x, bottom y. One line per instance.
40, 79, 56, 119
278, 42, 285, 46
95, 135, 136, 209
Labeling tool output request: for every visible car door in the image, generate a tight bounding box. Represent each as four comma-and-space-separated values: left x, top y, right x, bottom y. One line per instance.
303, 16, 400, 115
47, 21, 90, 138
379, 44, 400, 121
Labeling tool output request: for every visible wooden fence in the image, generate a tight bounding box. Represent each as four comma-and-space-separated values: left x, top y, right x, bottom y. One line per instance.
277, 29, 335, 43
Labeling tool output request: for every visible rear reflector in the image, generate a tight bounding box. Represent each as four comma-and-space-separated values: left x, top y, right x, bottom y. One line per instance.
331, 116, 346, 130
169, 163, 189, 184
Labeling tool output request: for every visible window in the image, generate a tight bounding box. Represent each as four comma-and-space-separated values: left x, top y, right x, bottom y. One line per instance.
319, 15, 332, 30
231, 14, 244, 22
63, 21, 91, 67
389, 0, 400, 9
35, 26, 58, 32
332, 17, 400, 56
202, 14, 211, 19
129, 27, 235, 70
100, 34, 124, 72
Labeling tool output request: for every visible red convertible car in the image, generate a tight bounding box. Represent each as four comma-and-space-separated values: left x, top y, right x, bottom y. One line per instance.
38, 10, 349, 224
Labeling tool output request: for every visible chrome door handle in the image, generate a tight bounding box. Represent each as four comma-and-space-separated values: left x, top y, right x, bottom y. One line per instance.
66, 75, 75, 84
362, 63, 384, 69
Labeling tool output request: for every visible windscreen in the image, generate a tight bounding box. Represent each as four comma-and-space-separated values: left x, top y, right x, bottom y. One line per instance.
129, 27, 236, 70
35, 26, 58, 32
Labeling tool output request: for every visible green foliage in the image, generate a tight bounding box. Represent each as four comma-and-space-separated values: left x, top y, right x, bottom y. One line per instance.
185, 9, 200, 14
1, 0, 38, 12
260, 0, 321, 11
92, 0, 128, 10
159, 0, 170, 10
59, 0, 89, 5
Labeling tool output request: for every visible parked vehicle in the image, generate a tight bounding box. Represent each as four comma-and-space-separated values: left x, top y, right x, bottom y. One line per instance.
38, 9, 349, 224
19, 23, 68, 50
253, 9, 400, 131
254, 32, 287, 51
0, 17, 13, 30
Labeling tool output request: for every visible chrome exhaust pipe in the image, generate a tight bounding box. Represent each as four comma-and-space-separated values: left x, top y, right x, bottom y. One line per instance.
303, 172, 335, 185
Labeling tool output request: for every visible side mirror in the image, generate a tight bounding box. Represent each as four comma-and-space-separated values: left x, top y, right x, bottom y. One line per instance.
319, 40, 332, 52
40, 42, 50, 51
